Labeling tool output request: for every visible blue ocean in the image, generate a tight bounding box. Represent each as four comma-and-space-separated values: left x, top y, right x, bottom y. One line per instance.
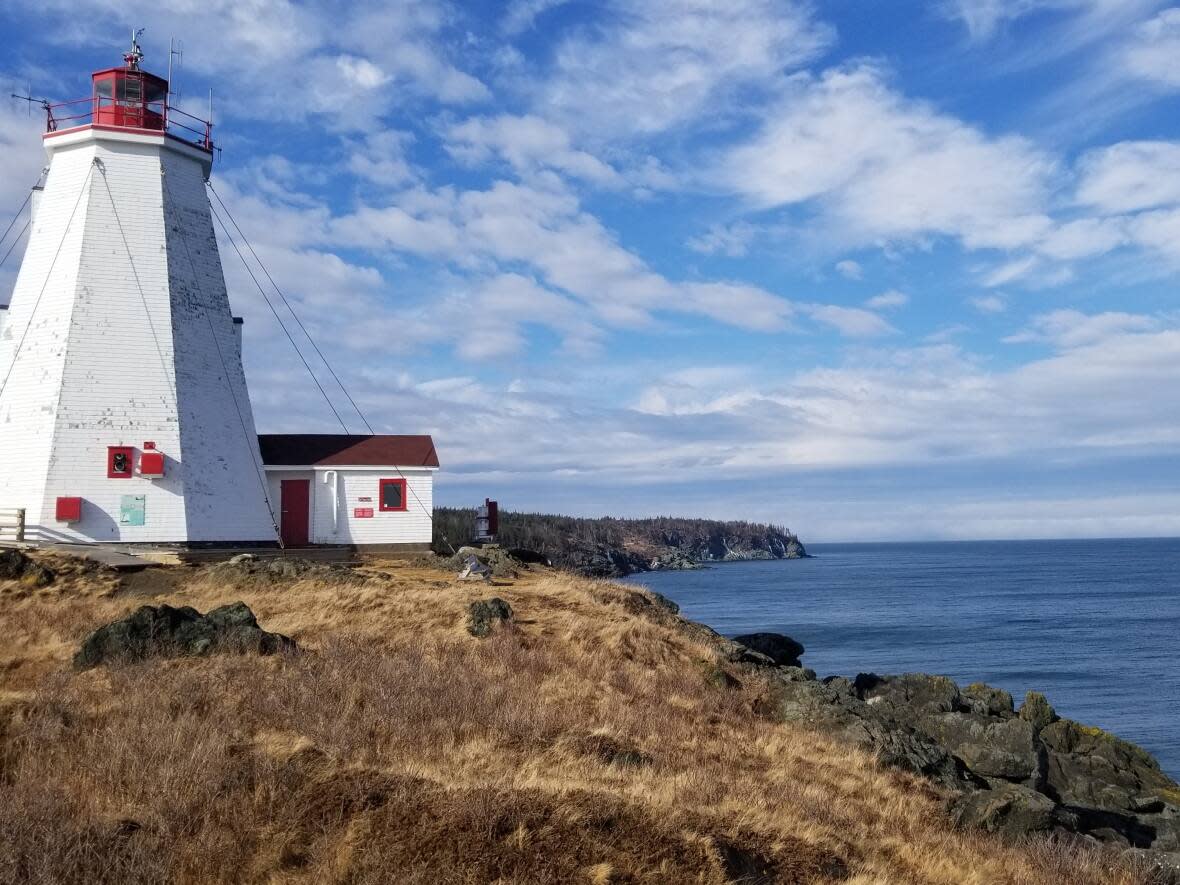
625, 538, 1180, 778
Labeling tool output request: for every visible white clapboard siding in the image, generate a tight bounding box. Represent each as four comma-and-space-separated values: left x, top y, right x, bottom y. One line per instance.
266, 467, 435, 546
0, 127, 275, 544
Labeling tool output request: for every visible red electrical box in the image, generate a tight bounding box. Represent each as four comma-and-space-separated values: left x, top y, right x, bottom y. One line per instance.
56, 497, 83, 523
139, 451, 165, 478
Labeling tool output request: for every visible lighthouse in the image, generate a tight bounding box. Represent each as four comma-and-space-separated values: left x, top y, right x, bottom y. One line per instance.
0, 35, 278, 545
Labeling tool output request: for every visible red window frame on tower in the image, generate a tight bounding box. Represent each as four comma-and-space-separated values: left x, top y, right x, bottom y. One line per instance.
378, 478, 407, 512
107, 446, 135, 479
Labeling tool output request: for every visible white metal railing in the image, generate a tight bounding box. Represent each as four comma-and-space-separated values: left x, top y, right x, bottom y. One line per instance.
0, 508, 26, 542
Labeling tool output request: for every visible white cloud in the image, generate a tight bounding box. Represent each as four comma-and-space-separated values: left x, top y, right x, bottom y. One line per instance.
940, 0, 1167, 52
1121, 7, 1180, 89
324, 178, 805, 334
803, 304, 897, 338
1076, 140, 1180, 213
336, 55, 391, 89
865, 289, 909, 310
345, 131, 418, 188
686, 222, 758, 257
22, 0, 488, 129
1126, 207, 1180, 260
718, 64, 1055, 250
940, 0, 1047, 40
445, 114, 620, 185
835, 259, 863, 280
502, 0, 571, 34
1035, 217, 1128, 260
969, 294, 1007, 313
615, 312, 1180, 478
538, 0, 834, 138
983, 255, 1039, 287
1005, 309, 1160, 347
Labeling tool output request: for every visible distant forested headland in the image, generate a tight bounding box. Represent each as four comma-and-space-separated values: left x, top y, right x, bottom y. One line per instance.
433, 508, 807, 577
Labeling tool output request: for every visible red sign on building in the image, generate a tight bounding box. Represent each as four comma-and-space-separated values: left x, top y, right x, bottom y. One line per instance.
354, 507, 374, 519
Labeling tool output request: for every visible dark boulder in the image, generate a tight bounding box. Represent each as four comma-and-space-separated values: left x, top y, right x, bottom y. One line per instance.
961, 682, 1015, 718
466, 597, 514, 638
1040, 719, 1180, 814
950, 783, 1058, 837
731, 632, 804, 667
918, 712, 1043, 783
855, 672, 960, 718
453, 546, 520, 578
507, 548, 551, 567
73, 602, 294, 669
0, 549, 55, 587
771, 677, 981, 793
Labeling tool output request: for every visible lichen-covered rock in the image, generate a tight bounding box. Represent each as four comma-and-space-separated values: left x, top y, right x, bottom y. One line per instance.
1018, 691, 1057, 733
0, 549, 55, 587
855, 673, 961, 718
772, 678, 980, 793
466, 597, 514, 637
962, 682, 1015, 718
1041, 719, 1180, 813
73, 602, 294, 669
950, 783, 1058, 837
649, 551, 701, 571
919, 712, 1042, 782
453, 546, 520, 578
731, 632, 804, 667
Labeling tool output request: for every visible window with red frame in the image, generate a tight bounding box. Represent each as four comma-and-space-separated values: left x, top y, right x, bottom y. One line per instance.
107, 446, 134, 478
378, 478, 407, 512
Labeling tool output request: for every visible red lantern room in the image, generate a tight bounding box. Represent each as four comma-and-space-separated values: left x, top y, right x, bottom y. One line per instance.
91, 31, 166, 131
41, 30, 214, 153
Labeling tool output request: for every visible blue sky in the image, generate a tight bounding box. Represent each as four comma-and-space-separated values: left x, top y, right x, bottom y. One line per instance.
2, 0, 1179, 541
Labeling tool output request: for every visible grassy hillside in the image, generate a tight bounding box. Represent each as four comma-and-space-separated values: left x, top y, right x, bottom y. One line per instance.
434, 509, 806, 574
0, 553, 1147, 884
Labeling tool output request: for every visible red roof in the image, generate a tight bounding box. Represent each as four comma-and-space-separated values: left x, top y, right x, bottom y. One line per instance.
258, 434, 439, 468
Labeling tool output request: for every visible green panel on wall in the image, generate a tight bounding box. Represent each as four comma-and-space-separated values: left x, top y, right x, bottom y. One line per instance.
120, 495, 146, 526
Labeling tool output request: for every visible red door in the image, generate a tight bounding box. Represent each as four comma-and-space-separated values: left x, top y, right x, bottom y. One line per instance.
280, 479, 310, 547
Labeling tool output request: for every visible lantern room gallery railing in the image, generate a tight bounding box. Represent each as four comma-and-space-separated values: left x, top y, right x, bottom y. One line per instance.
41, 95, 214, 152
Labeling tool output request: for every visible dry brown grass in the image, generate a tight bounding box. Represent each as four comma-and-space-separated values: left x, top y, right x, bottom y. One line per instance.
0, 555, 1155, 884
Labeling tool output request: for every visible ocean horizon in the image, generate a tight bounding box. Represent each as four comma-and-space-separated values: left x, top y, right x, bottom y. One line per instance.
625, 536, 1180, 778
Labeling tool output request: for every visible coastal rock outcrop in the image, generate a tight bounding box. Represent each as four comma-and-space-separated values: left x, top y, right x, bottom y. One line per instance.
761, 666, 1180, 860
73, 602, 294, 669
732, 632, 805, 667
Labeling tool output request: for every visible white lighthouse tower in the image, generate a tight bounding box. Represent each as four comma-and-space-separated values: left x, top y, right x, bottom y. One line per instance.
0, 35, 278, 545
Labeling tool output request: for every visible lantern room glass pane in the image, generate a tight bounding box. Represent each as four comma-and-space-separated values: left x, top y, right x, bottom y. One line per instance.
118, 76, 142, 103
94, 78, 113, 99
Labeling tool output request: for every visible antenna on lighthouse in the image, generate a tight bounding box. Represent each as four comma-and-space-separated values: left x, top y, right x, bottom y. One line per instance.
167, 37, 184, 101
124, 28, 145, 70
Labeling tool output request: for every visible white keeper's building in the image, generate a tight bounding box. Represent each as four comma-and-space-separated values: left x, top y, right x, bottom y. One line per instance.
0, 40, 436, 551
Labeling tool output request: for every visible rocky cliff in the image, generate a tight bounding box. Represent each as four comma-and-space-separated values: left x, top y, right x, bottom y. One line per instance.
709, 627, 1180, 880
433, 509, 807, 576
